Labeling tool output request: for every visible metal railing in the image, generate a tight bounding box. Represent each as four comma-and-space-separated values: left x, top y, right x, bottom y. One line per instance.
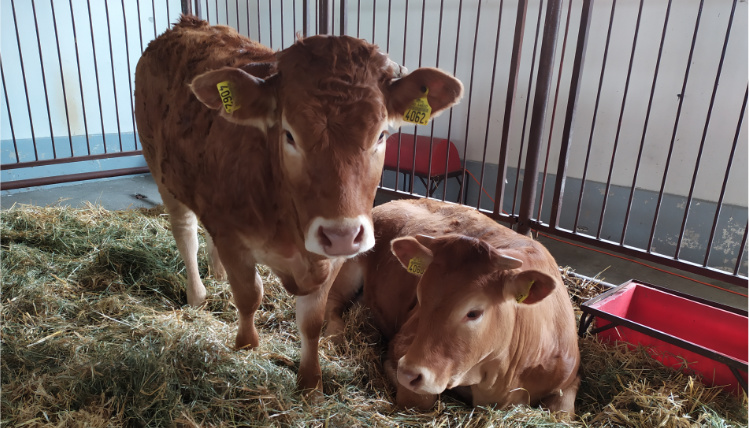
2, 0, 745, 287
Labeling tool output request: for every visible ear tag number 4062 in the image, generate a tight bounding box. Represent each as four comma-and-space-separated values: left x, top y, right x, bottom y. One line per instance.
217, 80, 240, 114
403, 88, 431, 126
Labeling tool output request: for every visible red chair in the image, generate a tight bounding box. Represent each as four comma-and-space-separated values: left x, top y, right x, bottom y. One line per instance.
384, 133, 465, 198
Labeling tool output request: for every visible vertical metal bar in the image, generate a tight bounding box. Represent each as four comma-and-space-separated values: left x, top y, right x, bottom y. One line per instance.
86, 0, 108, 154
166, 0, 171, 27
356, 0, 361, 37
135, 0, 144, 51
440, 0, 463, 202
235, 0, 240, 30
293, 0, 297, 35
516, 0, 562, 235
340, 0, 348, 36
621, 0, 673, 245
492, 0, 528, 215
704, 87, 746, 267
30, 0, 59, 158
215, 0, 220, 24
195, 0, 202, 19
572, 0, 616, 234
12, 1, 39, 161
536, 0, 573, 221
385, 0, 391, 52
372, 0, 376, 42
0, 60, 20, 163
476, 0, 505, 210
303, 0, 310, 36
120, 0, 138, 150
50, 0, 75, 156
647, 0, 705, 253
735, 222, 748, 276
103, 0, 124, 152
675, 0, 737, 259
224, 0, 229, 25
596, 0, 644, 239
319, 0, 330, 34
549, 0, 592, 230
185, 0, 193, 15
68, 0, 91, 154
511, 0, 543, 216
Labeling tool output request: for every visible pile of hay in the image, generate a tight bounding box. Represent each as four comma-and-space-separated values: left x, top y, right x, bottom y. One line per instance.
2, 204, 746, 427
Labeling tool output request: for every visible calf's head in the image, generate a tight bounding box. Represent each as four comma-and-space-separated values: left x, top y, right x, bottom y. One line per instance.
190, 36, 463, 258
389, 234, 557, 396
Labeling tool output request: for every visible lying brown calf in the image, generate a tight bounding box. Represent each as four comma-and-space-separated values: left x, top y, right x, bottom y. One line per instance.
326, 199, 580, 414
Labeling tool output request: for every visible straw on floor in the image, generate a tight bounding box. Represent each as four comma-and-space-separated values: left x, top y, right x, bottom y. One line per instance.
2, 204, 746, 427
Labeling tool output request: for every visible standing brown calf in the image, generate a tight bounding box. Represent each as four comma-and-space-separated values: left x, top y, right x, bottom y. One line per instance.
133, 16, 463, 393
326, 199, 580, 414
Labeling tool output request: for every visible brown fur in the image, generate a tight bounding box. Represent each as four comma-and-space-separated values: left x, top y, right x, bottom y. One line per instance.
326, 199, 580, 414
134, 16, 463, 393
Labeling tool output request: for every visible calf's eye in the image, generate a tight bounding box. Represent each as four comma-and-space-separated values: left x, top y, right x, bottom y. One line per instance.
466, 310, 484, 321
285, 131, 295, 145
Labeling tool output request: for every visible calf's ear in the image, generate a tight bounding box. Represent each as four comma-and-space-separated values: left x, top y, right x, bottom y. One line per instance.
391, 236, 434, 276
387, 68, 463, 123
190, 67, 276, 127
505, 270, 556, 305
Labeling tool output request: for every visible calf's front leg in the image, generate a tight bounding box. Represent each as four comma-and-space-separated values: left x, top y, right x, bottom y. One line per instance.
295, 261, 343, 393
217, 246, 263, 349
157, 186, 206, 306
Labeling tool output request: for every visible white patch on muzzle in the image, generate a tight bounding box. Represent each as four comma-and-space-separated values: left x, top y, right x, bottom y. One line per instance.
305, 215, 375, 258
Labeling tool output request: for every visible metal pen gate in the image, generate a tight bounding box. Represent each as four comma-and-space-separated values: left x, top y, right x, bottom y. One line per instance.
1, 0, 746, 288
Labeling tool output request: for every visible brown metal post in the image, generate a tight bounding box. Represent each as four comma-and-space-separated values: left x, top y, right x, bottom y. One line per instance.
340, 0, 348, 35
516, 0, 562, 236
318, 0, 331, 34
303, 0, 310, 36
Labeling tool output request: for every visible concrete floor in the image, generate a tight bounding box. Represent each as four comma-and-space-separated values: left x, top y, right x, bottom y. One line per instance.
2, 173, 746, 311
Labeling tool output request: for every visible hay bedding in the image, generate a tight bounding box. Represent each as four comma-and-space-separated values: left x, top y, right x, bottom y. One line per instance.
1, 204, 746, 427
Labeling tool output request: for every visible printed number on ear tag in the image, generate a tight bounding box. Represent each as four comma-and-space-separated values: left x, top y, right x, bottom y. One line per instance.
216, 80, 240, 114
403, 88, 431, 125
407, 258, 426, 275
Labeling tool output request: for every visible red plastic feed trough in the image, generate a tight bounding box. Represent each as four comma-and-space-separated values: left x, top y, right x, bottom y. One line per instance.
579, 280, 748, 394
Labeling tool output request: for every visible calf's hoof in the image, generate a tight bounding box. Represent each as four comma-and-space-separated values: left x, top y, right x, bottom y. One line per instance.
234, 327, 260, 350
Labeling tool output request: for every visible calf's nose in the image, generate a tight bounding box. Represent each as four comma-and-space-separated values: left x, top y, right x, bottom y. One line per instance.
398, 367, 425, 390
318, 224, 364, 256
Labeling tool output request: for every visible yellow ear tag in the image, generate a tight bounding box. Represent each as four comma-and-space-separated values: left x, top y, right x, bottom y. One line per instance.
516, 280, 534, 303
216, 80, 240, 114
407, 257, 426, 275
403, 88, 431, 125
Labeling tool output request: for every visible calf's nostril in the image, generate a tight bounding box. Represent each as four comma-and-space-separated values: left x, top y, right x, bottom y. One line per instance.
353, 225, 364, 245
410, 373, 423, 387
318, 226, 332, 247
